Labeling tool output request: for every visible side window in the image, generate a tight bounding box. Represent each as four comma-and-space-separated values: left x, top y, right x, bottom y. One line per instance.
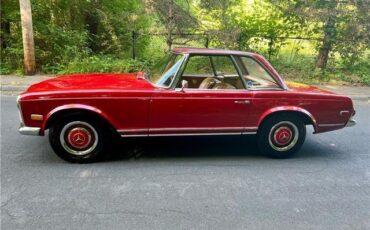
156, 54, 185, 87
183, 56, 213, 76
241, 57, 280, 89
212, 56, 238, 76
178, 55, 245, 90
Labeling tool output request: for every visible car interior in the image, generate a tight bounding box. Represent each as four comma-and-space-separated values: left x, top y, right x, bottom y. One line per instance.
176, 55, 244, 89
176, 55, 280, 90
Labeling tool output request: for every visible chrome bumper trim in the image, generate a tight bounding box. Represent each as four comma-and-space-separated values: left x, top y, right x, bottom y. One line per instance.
346, 118, 357, 127
19, 125, 41, 136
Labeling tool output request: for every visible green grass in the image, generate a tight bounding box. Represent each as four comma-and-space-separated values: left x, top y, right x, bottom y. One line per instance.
271, 53, 370, 86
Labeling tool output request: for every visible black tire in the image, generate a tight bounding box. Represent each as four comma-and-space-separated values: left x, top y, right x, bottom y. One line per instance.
49, 116, 107, 163
257, 114, 306, 159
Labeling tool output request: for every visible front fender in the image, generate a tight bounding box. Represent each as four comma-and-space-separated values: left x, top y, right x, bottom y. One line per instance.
41, 104, 116, 134
257, 106, 318, 132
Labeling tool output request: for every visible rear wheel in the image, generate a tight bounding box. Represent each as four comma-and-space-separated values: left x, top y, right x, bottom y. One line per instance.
258, 115, 306, 158
49, 117, 107, 163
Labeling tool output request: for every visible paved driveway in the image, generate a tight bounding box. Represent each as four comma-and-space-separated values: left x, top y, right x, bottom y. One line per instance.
1, 95, 369, 230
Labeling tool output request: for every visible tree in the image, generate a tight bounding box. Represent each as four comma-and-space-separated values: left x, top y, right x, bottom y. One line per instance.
270, 0, 370, 70
195, 0, 243, 48
0, 0, 11, 49
147, 0, 197, 50
19, 0, 36, 74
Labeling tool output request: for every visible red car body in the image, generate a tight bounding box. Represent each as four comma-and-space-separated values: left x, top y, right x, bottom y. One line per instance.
17, 48, 356, 162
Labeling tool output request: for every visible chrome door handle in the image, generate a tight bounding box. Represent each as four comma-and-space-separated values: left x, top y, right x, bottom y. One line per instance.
234, 100, 250, 104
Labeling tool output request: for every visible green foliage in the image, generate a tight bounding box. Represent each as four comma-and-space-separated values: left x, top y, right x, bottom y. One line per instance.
271, 49, 370, 85
0, 63, 11, 75
1, 0, 151, 72
57, 56, 152, 75
269, 0, 370, 69
1, 0, 369, 85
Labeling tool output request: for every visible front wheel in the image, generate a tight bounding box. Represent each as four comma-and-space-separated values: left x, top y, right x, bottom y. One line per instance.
49, 118, 106, 163
257, 115, 306, 158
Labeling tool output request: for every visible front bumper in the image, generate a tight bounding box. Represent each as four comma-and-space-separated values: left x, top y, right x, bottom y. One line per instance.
17, 96, 41, 136
19, 124, 41, 136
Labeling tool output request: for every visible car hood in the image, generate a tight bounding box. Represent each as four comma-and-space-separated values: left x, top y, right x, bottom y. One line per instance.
25, 72, 155, 93
286, 81, 336, 95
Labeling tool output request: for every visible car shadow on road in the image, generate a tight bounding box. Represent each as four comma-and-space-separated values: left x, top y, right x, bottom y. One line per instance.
101, 133, 336, 163
31, 131, 335, 164
105, 135, 263, 162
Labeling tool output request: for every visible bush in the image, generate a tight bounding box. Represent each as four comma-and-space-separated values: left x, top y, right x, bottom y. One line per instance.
270, 50, 370, 86
56, 56, 153, 75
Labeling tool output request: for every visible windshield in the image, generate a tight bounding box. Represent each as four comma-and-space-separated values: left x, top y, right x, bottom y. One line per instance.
149, 53, 185, 87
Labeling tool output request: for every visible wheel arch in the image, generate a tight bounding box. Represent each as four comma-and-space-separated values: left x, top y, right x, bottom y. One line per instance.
257, 106, 318, 133
42, 104, 118, 135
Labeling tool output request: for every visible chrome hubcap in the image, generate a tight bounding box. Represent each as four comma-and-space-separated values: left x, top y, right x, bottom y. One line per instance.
60, 121, 98, 156
273, 127, 293, 146
67, 127, 92, 150
268, 121, 299, 152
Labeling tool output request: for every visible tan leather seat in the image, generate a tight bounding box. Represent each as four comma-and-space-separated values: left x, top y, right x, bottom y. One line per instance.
199, 77, 217, 89
212, 82, 236, 89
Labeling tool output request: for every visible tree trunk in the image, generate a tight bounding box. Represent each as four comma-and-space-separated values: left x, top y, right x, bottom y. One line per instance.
85, 11, 99, 53
166, 0, 174, 50
19, 0, 36, 75
315, 17, 336, 70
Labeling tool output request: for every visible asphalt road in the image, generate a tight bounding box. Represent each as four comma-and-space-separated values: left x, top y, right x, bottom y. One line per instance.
1, 95, 369, 230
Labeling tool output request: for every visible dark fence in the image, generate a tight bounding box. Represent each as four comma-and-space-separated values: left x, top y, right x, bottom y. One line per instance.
131, 31, 211, 59
130, 30, 323, 60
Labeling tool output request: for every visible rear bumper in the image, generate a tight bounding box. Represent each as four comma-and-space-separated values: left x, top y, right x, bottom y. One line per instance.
19, 124, 41, 136
346, 118, 357, 127
346, 110, 356, 127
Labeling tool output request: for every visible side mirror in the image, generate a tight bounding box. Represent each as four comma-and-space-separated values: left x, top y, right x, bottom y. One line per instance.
181, 80, 188, 92
215, 72, 225, 82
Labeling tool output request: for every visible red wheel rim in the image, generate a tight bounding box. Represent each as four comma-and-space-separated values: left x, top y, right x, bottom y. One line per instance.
272, 126, 293, 146
66, 127, 95, 150
60, 121, 98, 156
268, 121, 299, 152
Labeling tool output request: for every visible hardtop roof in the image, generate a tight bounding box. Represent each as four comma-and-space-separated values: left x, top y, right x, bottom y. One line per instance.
171, 47, 255, 56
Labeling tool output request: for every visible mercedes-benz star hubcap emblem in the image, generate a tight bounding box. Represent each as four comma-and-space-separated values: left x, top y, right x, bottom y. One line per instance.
67, 127, 92, 149
278, 132, 289, 142
73, 133, 86, 144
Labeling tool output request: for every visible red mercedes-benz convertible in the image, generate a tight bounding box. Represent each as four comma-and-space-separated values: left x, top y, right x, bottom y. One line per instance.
18, 48, 356, 163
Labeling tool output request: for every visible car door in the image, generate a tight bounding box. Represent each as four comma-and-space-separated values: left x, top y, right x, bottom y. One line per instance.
149, 54, 256, 136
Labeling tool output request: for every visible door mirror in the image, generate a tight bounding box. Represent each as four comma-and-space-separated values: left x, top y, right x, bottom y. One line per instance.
181, 80, 188, 92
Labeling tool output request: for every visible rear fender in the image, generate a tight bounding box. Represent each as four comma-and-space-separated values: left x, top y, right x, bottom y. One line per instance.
258, 106, 318, 133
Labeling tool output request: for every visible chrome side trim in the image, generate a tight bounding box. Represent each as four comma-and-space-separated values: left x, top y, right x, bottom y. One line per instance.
120, 132, 257, 138
118, 127, 258, 137
242, 131, 257, 135
19, 125, 41, 136
121, 134, 148, 137
149, 127, 251, 132
117, 129, 148, 133
118, 127, 258, 133
318, 123, 346, 127
149, 132, 243, 137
